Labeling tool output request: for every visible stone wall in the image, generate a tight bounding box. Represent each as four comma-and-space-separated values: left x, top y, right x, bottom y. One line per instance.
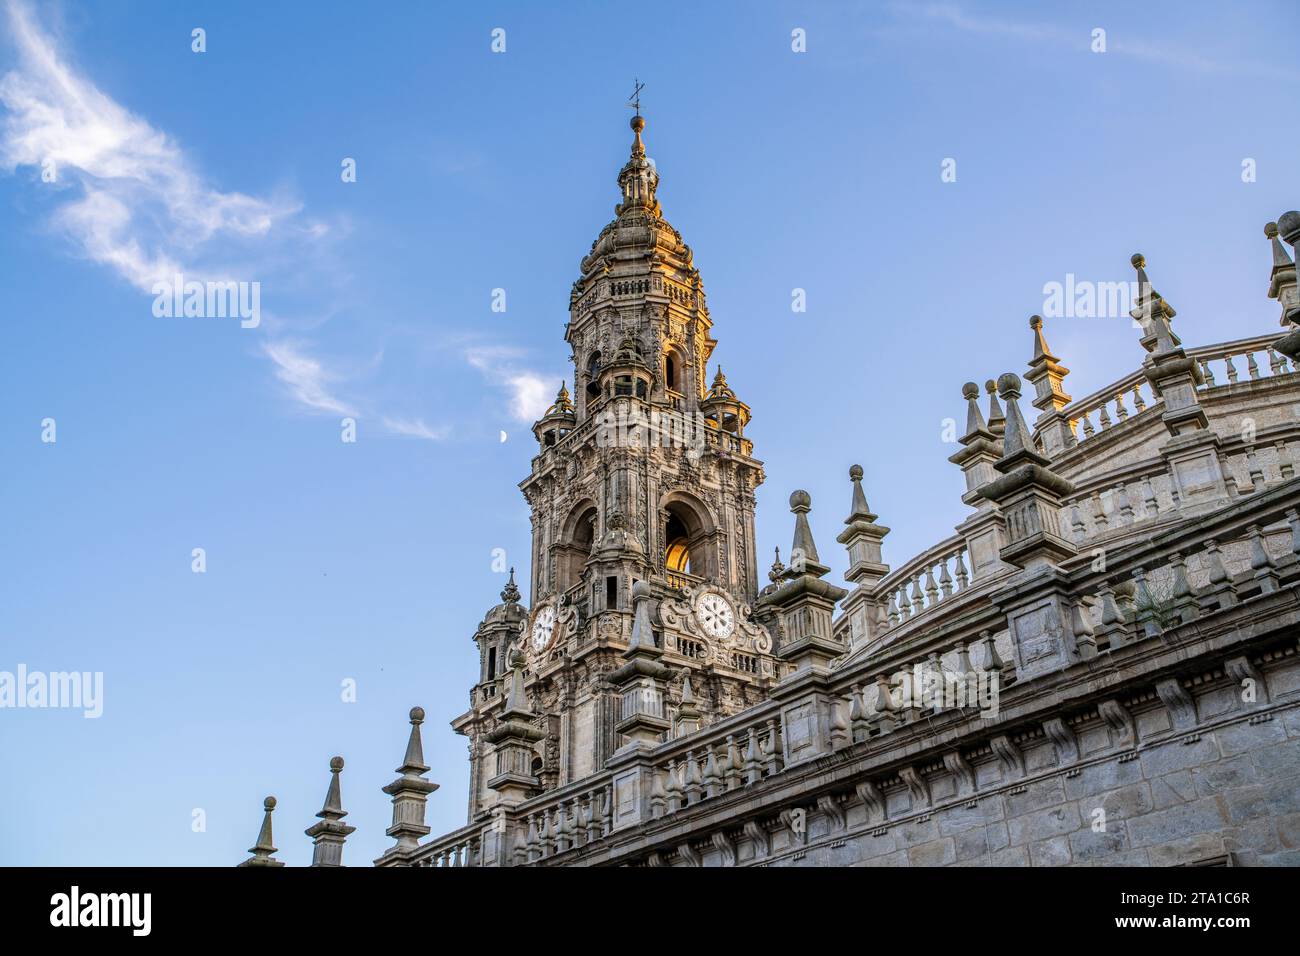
756, 703, 1300, 867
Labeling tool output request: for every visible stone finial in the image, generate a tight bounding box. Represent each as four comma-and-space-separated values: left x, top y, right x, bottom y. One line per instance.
675, 675, 702, 736
978, 373, 1077, 570
238, 796, 284, 867
837, 465, 890, 586
984, 379, 1006, 438
306, 757, 356, 867
950, 381, 1005, 509
500, 567, 521, 605
995, 373, 1047, 467
503, 648, 532, 715
1279, 211, 1300, 248
487, 652, 546, 799
844, 464, 873, 522
1022, 315, 1076, 457
680, 675, 699, 715
1129, 252, 1179, 352
379, 707, 437, 859
769, 546, 785, 583
1025, 315, 1072, 413
961, 381, 990, 438
761, 491, 849, 673
610, 580, 670, 750
627, 579, 658, 652
1271, 213, 1300, 360
787, 490, 830, 578
1267, 219, 1300, 331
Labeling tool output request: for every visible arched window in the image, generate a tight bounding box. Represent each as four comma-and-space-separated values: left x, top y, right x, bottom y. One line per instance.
664, 512, 691, 574
665, 353, 678, 392
585, 352, 602, 401
660, 495, 718, 585
557, 503, 598, 592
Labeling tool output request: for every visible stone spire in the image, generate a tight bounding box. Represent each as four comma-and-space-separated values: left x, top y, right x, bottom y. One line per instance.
979, 373, 1076, 570
379, 707, 437, 860
238, 796, 284, 867
999, 372, 1044, 467
674, 675, 702, 736
1128, 252, 1210, 439
306, 756, 356, 867
486, 650, 545, 804
950, 382, 1013, 582
984, 379, 1006, 439
787, 489, 830, 578
836, 465, 889, 586
836, 465, 890, 650
760, 491, 848, 673
500, 567, 521, 605
1130, 253, 1179, 353
950, 381, 1003, 508
611, 581, 671, 750
1023, 315, 1075, 456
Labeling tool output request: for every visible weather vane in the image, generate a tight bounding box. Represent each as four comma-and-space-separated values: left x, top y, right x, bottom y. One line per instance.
628, 77, 645, 117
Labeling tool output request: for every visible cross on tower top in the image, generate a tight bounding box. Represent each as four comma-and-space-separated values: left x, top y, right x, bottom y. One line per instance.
627, 78, 645, 116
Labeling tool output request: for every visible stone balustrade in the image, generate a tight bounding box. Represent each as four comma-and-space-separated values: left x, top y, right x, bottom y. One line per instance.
1052, 334, 1295, 453
1064, 369, 1159, 445
1062, 432, 1300, 547
868, 534, 972, 636
1190, 334, 1293, 390
409, 820, 481, 867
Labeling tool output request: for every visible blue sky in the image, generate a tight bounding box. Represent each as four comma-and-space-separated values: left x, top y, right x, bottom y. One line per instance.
1, 0, 1296, 866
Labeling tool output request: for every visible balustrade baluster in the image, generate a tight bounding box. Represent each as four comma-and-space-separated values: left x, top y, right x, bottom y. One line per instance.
1115, 482, 1135, 523
924, 566, 939, 605
1141, 476, 1159, 517
1091, 491, 1109, 532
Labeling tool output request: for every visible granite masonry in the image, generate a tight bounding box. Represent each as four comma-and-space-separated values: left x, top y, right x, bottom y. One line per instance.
239, 118, 1300, 868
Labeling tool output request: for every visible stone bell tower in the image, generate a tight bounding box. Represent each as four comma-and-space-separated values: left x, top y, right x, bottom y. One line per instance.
453, 111, 780, 821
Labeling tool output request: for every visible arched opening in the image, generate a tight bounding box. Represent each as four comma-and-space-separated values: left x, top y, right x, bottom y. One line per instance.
664, 512, 691, 574
585, 352, 602, 402
557, 502, 598, 592
665, 353, 678, 392
660, 495, 717, 585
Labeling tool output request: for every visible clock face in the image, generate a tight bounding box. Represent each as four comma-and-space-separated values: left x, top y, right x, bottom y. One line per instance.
695, 592, 735, 639
531, 604, 556, 652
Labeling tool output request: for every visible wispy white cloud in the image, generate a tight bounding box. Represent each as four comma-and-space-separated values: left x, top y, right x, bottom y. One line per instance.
465, 345, 558, 423
261, 340, 451, 440
261, 340, 356, 418
893, 2, 1300, 82
0, 0, 305, 291
381, 416, 449, 441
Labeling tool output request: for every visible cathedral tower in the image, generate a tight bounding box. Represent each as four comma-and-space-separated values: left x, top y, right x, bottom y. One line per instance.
453, 113, 780, 820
